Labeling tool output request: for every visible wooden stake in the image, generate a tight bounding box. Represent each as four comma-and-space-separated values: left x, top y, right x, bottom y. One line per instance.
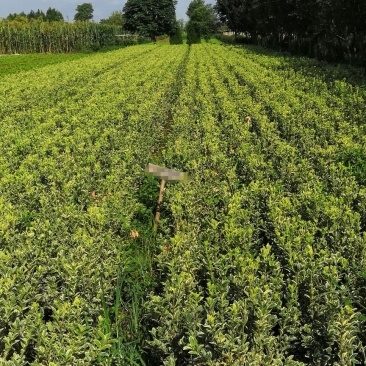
145, 163, 189, 232
154, 179, 166, 232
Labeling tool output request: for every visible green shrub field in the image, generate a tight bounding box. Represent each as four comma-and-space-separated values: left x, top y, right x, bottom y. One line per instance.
1, 43, 366, 365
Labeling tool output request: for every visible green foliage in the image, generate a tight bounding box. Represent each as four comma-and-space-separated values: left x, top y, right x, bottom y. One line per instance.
74, 3, 94, 22
0, 53, 90, 77
1, 41, 366, 365
186, 0, 218, 41
115, 36, 151, 48
170, 21, 184, 45
186, 21, 201, 45
0, 20, 120, 53
100, 11, 124, 30
0, 44, 189, 364
98, 236, 156, 365
27, 9, 45, 20
7, 8, 64, 22
123, 0, 177, 41
339, 147, 366, 186
215, 33, 248, 44
7, 12, 28, 21
215, 0, 366, 66
45, 7, 64, 22
143, 43, 366, 364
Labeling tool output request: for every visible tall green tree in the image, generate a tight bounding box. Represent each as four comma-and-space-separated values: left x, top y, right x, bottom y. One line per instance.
170, 20, 184, 44
74, 3, 94, 21
7, 12, 27, 21
27, 10, 37, 20
45, 7, 64, 22
186, 20, 201, 44
34, 9, 46, 20
100, 11, 124, 29
215, 0, 246, 34
123, 0, 177, 41
186, 0, 217, 43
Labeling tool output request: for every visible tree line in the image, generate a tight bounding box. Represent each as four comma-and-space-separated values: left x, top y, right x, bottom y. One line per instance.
4, 0, 363, 67
6, 8, 64, 22
215, 0, 366, 67
4, 3, 95, 23
1, 1, 217, 47
122, 0, 218, 44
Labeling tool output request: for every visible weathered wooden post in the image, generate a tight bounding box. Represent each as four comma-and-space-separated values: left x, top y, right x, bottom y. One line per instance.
145, 163, 189, 231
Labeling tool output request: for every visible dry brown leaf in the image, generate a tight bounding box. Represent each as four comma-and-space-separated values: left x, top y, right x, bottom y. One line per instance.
130, 230, 139, 239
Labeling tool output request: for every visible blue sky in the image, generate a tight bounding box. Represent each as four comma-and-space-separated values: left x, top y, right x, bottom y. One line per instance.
0, 0, 196, 21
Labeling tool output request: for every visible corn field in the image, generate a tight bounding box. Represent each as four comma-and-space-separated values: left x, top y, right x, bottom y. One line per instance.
0, 20, 119, 54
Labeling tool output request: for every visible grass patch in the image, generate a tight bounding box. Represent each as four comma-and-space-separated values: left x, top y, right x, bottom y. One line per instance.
207, 38, 222, 44
0, 44, 146, 77
0, 53, 91, 77
99, 232, 157, 365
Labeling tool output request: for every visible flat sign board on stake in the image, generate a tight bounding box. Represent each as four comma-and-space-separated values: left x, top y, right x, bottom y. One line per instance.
145, 163, 190, 231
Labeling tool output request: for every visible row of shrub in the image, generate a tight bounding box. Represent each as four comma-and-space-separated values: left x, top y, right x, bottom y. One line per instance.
144, 43, 366, 364
214, 33, 249, 45
0, 45, 189, 364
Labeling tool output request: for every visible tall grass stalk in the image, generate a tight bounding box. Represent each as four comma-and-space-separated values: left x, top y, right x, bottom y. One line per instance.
100, 231, 157, 365
0, 20, 119, 54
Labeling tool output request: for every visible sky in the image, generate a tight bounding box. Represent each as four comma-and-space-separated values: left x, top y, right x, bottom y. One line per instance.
0, 0, 194, 21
